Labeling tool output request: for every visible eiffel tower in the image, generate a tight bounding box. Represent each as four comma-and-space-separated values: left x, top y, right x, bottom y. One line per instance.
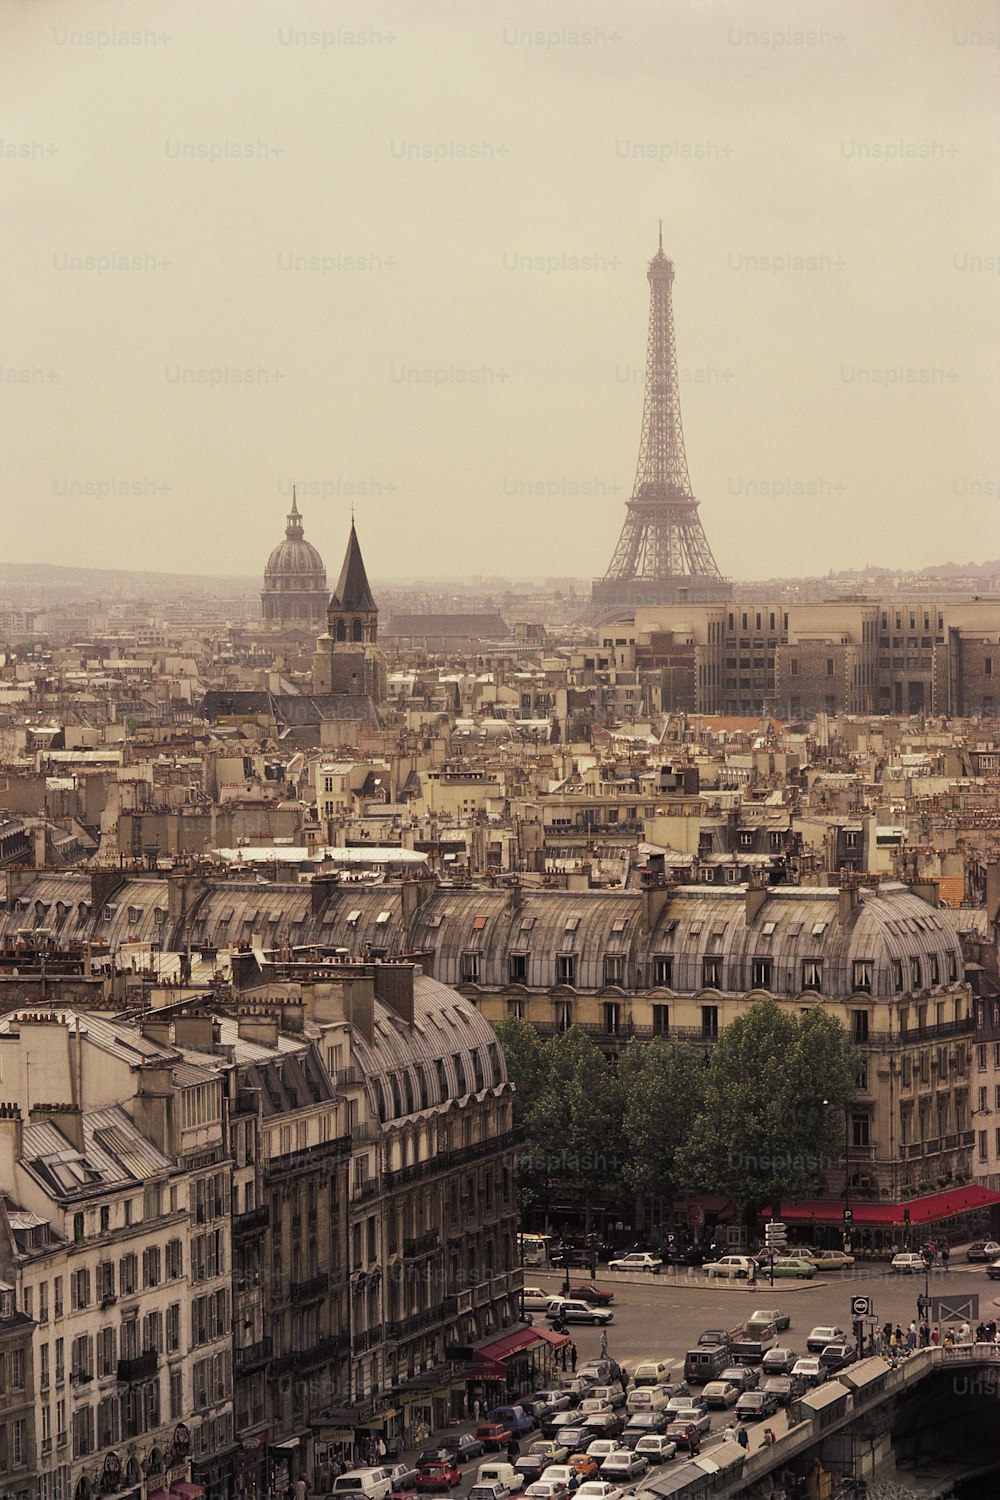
591, 228, 731, 620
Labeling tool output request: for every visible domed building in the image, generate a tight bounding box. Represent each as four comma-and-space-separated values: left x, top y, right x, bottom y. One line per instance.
261, 490, 328, 627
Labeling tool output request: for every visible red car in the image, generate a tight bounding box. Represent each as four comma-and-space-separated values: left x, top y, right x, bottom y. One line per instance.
476, 1422, 513, 1451
415, 1461, 461, 1491
665, 1421, 702, 1455
567, 1284, 615, 1306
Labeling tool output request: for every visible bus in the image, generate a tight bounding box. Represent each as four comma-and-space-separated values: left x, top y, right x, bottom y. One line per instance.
518, 1233, 552, 1268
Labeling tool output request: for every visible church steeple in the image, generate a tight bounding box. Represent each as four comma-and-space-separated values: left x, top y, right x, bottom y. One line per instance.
329, 520, 377, 613
285, 486, 304, 539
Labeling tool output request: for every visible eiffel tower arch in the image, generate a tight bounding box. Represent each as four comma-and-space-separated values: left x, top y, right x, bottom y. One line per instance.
591, 230, 732, 622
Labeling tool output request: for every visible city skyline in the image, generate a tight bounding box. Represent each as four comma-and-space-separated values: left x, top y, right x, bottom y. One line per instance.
6, 0, 997, 583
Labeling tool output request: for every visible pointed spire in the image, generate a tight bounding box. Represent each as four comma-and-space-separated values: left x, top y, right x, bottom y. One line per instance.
290, 484, 300, 517
285, 485, 304, 539
330, 520, 377, 613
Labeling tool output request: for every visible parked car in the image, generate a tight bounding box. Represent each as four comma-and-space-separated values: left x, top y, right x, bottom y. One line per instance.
331, 1472, 394, 1500
580, 1414, 624, 1440
719, 1366, 759, 1393
552, 1428, 591, 1454
528, 1442, 569, 1466
416, 1460, 462, 1491
623, 1412, 669, 1436
599, 1451, 649, 1481
546, 1300, 614, 1327
633, 1434, 678, 1464
476, 1465, 524, 1496
548, 1413, 586, 1435
492, 1406, 537, 1436
665, 1405, 710, 1436
667, 1244, 707, 1266
748, 1307, 792, 1333
966, 1240, 1000, 1262
704, 1255, 755, 1279
566, 1455, 599, 1482
799, 1247, 855, 1271
697, 1330, 735, 1349
514, 1459, 548, 1487
539, 1466, 581, 1493
702, 1380, 740, 1409
442, 1434, 486, 1463
524, 1287, 556, 1311
791, 1357, 826, 1387
386, 1466, 420, 1493
524, 1483, 570, 1500
734, 1390, 779, 1422
575, 1485, 621, 1500
890, 1253, 926, 1275
567, 1284, 615, 1305
577, 1360, 624, 1387
583, 1440, 621, 1463
478, 1423, 514, 1451
762, 1375, 807, 1407
607, 1252, 663, 1273
664, 1421, 702, 1455
769, 1257, 816, 1280
762, 1347, 797, 1375
589, 1386, 626, 1410
986, 1259, 1000, 1280
806, 1326, 848, 1353
626, 1388, 670, 1414
819, 1342, 856, 1373
531, 1391, 572, 1420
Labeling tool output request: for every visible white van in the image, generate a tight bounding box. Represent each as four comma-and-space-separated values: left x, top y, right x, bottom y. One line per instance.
625, 1386, 669, 1414
331, 1472, 392, 1500
476, 1462, 524, 1494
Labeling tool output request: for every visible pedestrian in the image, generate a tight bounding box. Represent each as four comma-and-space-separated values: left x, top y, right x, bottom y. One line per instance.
599, 1330, 609, 1360
944, 1328, 954, 1347
920, 1323, 930, 1347
473, 1398, 481, 1422
570, 1341, 577, 1373
882, 1321, 892, 1346
989, 1320, 997, 1342
959, 1320, 971, 1344
941, 1240, 950, 1272
907, 1321, 916, 1351
723, 1423, 737, 1446
762, 1428, 777, 1448
736, 1425, 749, 1451
294, 1479, 307, 1500
932, 1324, 940, 1345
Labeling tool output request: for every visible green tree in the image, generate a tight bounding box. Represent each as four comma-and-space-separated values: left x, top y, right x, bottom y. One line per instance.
492, 1016, 552, 1215
528, 1027, 624, 1213
619, 1037, 708, 1204
677, 997, 858, 1215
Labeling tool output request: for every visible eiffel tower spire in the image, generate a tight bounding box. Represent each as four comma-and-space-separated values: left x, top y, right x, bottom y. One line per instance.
592, 233, 730, 619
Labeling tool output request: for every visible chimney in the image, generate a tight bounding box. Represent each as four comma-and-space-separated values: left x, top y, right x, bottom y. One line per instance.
0, 1104, 23, 1179
133, 1063, 175, 1155
502, 878, 522, 915
401, 872, 435, 926
278, 1000, 305, 1034
374, 962, 414, 1027
311, 872, 341, 919
340, 975, 375, 1045
838, 874, 861, 923
909, 878, 941, 910
172, 1012, 218, 1052
141, 1016, 173, 1047
231, 950, 262, 991
745, 869, 769, 926
641, 872, 673, 932
30, 1102, 84, 1152
237, 1009, 280, 1049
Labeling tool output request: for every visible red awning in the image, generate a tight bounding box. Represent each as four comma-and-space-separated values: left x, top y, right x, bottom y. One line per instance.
762, 1186, 1000, 1228
170, 1486, 206, 1500
466, 1357, 508, 1379
148, 1491, 169, 1500
476, 1328, 544, 1361
534, 1327, 570, 1350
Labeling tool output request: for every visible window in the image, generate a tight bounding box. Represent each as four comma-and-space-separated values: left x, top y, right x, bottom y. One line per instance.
826, 659, 834, 676
167, 1304, 181, 1353
979, 1086, 988, 1112
653, 955, 673, 988
603, 954, 625, 986
97, 1261, 114, 1303
603, 1002, 621, 1035
948, 953, 958, 982
802, 960, 823, 992
852, 960, 873, 994
702, 957, 722, 988
165, 1239, 183, 1279
555, 999, 573, 1032
891, 959, 904, 992
979, 1131, 988, 1163
701, 1005, 719, 1040
556, 954, 576, 986
910, 957, 922, 988
142, 1246, 161, 1288
851, 1010, 870, 1043
978, 1045, 988, 1072
70, 1269, 90, 1310
508, 953, 528, 984
851, 1113, 870, 1147
752, 957, 772, 989
119, 1254, 137, 1297
40, 1343, 49, 1390
460, 951, 480, 983
652, 1004, 669, 1037
97, 1327, 115, 1378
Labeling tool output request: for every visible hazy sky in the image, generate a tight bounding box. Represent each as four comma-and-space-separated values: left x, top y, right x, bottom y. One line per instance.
5, 0, 998, 584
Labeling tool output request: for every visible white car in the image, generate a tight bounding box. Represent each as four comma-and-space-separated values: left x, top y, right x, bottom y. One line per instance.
600, 1451, 649, 1481
523, 1287, 555, 1311
575, 1485, 622, 1500
704, 1254, 756, 1279
607, 1252, 663, 1273
633, 1435, 678, 1464
791, 1357, 825, 1386
546, 1299, 614, 1326
584, 1440, 620, 1463
890, 1253, 926, 1274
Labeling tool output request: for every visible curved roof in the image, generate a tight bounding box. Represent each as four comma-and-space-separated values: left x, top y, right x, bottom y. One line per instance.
264, 535, 327, 585
354, 972, 508, 1125
0, 873, 965, 1003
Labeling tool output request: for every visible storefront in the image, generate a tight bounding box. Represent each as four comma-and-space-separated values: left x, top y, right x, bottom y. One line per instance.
465, 1326, 569, 1409
763, 1186, 1000, 1255
234, 1433, 269, 1500
313, 1393, 402, 1474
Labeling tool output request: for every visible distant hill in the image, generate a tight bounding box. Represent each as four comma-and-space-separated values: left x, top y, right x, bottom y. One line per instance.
0, 561, 258, 599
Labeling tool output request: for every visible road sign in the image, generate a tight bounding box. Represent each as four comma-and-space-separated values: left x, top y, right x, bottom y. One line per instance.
843, 1208, 853, 1224
933, 1294, 979, 1323
688, 1204, 705, 1228
851, 1295, 872, 1318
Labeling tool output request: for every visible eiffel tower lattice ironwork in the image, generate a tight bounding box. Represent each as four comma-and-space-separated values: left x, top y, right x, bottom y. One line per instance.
592, 228, 730, 618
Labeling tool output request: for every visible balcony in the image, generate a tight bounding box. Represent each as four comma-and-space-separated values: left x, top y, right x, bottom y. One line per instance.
351, 1120, 381, 1146
290, 1272, 330, 1303
235, 1337, 272, 1375
352, 1174, 381, 1202
268, 1134, 352, 1178
272, 1333, 349, 1375
336, 1065, 363, 1087
117, 1349, 158, 1384
403, 1229, 440, 1259
233, 1204, 270, 1237
384, 1129, 521, 1191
